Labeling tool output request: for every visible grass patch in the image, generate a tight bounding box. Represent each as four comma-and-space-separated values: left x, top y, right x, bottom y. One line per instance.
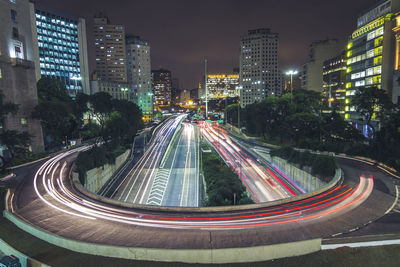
202, 151, 253, 206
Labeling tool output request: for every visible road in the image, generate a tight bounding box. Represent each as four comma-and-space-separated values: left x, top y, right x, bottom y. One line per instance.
157, 122, 200, 207
109, 115, 186, 204
200, 122, 302, 203
5, 142, 397, 251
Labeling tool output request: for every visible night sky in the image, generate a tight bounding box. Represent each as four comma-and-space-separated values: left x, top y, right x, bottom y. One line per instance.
36, 0, 378, 89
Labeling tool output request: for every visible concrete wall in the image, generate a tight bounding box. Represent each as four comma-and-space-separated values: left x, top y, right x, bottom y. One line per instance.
83, 149, 130, 194
4, 210, 321, 264
268, 156, 326, 193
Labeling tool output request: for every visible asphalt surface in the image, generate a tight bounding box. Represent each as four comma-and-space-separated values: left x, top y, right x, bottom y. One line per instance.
200, 122, 302, 203
5, 143, 397, 250
160, 123, 200, 207
108, 115, 185, 204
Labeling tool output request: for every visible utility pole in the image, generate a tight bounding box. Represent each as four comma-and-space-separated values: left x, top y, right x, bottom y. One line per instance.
205, 59, 208, 118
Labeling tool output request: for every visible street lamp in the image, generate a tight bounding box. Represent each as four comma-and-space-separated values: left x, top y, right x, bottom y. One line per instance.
71, 76, 82, 96
285, 70, 298, 103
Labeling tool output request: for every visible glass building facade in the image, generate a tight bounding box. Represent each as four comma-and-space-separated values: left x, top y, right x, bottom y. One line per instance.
35, 10, 83, 94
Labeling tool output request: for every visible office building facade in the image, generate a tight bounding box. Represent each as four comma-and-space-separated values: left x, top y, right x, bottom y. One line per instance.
344, 0, 400, 129
322, 52, 347, 112
93, 15, 127, 83
239, 28, 281, 107
152, 68, 172, 109
0, 0, 44, 152
126, 35, 152, 121
32, 9, 90, 96
206, 74, 239, 100
301, 39, 341, 92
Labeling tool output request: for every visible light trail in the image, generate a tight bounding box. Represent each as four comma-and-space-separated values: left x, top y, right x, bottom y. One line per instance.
13, 144, 373, 231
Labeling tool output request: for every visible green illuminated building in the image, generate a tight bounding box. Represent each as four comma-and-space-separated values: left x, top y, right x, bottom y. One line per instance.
344, 0, 400, 136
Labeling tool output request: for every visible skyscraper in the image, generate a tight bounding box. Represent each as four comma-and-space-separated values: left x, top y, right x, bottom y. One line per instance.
0, 0, 44, 152
126, 35, 152, 122
93, 14, 127, 83
152, 69, 172, 109
239, 28, 281, 107
301, 39, 341, 92
344, 0, 400, 134
32, 9, 90, 96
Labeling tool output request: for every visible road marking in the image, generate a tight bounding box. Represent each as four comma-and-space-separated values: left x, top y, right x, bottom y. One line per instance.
146, 168, 171, 206
322, 239, 400, 250
385, 185, 399, 214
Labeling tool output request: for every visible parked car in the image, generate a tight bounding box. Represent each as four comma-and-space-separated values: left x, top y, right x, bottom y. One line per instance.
0, 255, 21, 267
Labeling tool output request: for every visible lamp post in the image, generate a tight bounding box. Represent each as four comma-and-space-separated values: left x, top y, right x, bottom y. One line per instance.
285, 70, 298, 103
71, 76, 82, 97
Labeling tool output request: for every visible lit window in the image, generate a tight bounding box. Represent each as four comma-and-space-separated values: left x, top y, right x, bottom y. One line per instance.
21, 118, 27, 126
0, 68, 2, 79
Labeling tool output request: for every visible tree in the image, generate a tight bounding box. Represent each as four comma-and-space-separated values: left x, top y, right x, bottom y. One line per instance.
0, 92, 31, 167
351, 86, 391, 137
32, 78, 79, 148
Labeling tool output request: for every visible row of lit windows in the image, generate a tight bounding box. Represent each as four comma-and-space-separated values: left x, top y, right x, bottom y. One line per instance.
35, 13, 77, 29
346, 75, 382, 90
36, 22, 77, 35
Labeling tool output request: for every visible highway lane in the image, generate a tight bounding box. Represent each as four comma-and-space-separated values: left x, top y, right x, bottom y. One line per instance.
159, 123, 199, 207
109, 115, 186, 204
6, 143, 397, 251
200, 122, 301, 203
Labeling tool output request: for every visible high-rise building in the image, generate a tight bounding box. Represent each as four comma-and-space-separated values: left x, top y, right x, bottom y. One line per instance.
90, 72, 129, 101
32, 8, 90, 96
206, 74, 239, 100
126, 35, 152, 122
344, 0, 400, 131
93, 14, 127, 83
239, 28, 281, 107
152, 68, 172, 109
171, 78, 180, 105
322, 51, 347, 112
301, 39, 341, 92
0, 0, 44, 152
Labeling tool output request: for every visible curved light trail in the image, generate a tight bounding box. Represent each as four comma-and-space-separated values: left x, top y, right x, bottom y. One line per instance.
14, 145, 374, 231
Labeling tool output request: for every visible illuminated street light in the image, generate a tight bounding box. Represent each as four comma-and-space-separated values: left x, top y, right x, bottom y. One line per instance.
285, 70, 298, 103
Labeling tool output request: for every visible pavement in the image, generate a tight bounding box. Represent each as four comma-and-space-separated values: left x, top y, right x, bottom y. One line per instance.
160, 123, 200, 207
108, 115, 185, 204
4, 144, 396, 250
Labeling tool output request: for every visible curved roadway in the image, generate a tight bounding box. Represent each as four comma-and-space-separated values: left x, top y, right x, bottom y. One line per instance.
5, 147, 397, 250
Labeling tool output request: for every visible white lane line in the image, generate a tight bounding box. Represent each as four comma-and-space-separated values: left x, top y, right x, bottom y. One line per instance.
385, 185, 400, 214
322, 239, 400, 250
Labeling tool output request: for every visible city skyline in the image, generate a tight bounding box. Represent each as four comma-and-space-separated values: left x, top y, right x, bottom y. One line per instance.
35, 0, 379, 89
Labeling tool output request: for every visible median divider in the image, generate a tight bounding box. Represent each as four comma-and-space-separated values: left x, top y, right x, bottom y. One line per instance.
3, 209, 322, 264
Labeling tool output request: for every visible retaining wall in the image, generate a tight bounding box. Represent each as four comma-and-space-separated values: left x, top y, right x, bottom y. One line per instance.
264, 154, 326, 193
3, 210, 321, 264
83, 149, 130, 194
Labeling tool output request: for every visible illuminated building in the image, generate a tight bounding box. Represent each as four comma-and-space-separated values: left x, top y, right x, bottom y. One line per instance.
126, 35, 153, 121
206, 74, 239, 100
344, 0, 400, 132
391, 13, 400, 103
152, 68, 172, 109
90, 72, 129, 101
93, 14, 127, 83
322, 51, 347, 112
301, 39, 341, 92
0, 0, 44, 152
32, 8, 90, 96
239, 28, 282, 107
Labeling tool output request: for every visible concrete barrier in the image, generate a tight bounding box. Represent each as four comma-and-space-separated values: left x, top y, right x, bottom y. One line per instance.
4, 210, 321, 264
83, 149, 130, 194
270, 156, 326, 193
